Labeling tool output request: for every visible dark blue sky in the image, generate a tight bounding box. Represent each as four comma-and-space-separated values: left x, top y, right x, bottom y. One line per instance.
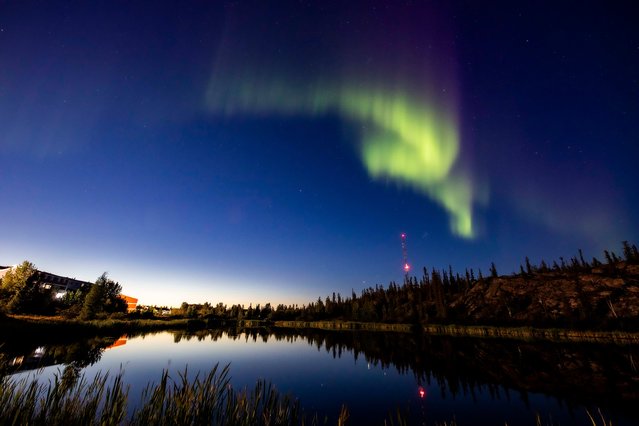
1, 1, 637, 306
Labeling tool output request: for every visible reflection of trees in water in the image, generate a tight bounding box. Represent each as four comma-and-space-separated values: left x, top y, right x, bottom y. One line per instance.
0, 336, 117, 375
173, 329, 227, 343
302, 330, 639, 410
169, 328, 639, 414
5, 328, 637, 418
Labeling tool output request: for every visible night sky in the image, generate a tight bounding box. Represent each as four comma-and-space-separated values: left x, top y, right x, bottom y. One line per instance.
1, 2, 637, 307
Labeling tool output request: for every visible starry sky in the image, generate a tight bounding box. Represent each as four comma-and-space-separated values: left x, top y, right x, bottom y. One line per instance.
1, 1, 637, 307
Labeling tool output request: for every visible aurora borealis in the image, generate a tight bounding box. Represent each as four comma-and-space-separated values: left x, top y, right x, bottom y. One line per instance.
206, 2, 475, 237
208, 85, 473, 237
1, 2, 638, 306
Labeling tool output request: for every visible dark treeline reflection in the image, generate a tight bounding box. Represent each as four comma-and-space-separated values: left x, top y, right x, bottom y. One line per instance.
0, 336, 117, 376
173, 328, 639, 414
0, 331, 153, 376
3, 328, 638, 421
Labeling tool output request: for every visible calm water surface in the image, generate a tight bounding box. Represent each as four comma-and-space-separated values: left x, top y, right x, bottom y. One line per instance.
3, 329, 639, 425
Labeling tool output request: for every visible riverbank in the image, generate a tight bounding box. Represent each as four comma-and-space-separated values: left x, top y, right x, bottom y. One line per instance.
3, 315, 639, 345
271, 320, 639, 344
272, 320, 413, 332
0, 314, 196, 341
420, 323, 639, 344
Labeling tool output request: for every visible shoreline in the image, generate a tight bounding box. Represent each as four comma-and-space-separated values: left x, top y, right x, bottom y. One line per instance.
2, 315, 639, 345
0, 315, 195, 341
270, 320, 639, 344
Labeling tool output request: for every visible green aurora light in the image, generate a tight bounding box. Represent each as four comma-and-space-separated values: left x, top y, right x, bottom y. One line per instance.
205, 6, 477, 238
207, 80, 476, 238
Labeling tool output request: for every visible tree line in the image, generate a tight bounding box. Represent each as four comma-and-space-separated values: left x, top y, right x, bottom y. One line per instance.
3, 241, 638, 325
170, 241, 639, 325
0, 261, 126, 320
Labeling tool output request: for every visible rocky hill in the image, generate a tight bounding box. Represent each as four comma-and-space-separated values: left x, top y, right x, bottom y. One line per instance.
451, 262, 639, 329
242, 243, 639, 330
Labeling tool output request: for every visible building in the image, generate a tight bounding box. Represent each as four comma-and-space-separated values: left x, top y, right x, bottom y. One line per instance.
120, 294, 138, 312
0, 265, 92, 296
0, 265, 137, 310
37, 270, 93, 295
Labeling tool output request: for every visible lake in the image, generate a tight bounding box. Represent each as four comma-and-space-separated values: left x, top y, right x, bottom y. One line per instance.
2, 328, 639, 425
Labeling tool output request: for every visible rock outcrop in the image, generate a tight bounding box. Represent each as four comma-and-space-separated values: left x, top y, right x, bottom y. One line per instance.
450, 262, 639, 328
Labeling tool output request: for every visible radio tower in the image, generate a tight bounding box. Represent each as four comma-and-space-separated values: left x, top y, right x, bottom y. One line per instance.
401, 233, 410, 277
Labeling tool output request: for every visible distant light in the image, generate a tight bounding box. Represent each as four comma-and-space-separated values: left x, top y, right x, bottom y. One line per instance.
404, 263, 411, 272
401, 233, 406, 238
418, 386, 426, 399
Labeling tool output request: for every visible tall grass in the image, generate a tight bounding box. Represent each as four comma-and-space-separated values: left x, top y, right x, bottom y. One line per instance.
0, 366, 127, 425
0, 364, 346, 425
0, 362, 615, 425
131, 365, 327, 425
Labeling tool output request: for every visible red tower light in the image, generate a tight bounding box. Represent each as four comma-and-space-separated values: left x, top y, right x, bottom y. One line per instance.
401, 233, 410, 277
418, 386, 426, 399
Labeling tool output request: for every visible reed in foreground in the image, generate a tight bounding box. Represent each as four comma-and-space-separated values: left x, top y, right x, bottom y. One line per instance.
0, 364, 347, 425
0, 363, 613, 425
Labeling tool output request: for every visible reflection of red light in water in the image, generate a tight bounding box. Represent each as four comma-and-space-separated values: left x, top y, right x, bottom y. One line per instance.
107, 337, 127, 350
418, 386, 426, 399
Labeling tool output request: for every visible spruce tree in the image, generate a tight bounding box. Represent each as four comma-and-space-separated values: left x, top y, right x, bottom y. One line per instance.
525, 257, 533, 275
604, 250, 613, 264
490, 262, 498, 278
578, 249, 587, 267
